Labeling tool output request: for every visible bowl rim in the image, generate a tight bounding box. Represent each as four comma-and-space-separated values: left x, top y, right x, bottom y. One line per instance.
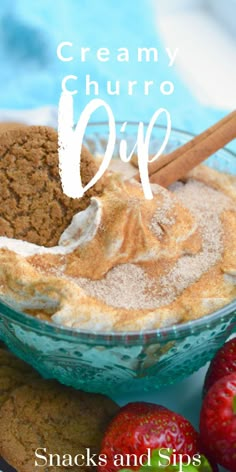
0, 123, 235, 346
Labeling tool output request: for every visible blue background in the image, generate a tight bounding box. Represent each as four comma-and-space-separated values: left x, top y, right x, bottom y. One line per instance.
0, 0, 232, 138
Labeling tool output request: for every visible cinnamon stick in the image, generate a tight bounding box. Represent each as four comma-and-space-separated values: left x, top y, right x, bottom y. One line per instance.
135, 110, 236, 188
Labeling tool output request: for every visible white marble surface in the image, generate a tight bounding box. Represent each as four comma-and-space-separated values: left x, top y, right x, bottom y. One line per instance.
152, 0, 236, 111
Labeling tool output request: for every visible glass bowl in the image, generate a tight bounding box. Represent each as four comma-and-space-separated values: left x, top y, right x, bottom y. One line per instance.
0, 123, 235, 396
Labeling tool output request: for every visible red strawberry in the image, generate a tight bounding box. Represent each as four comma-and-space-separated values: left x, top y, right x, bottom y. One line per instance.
204, 338, 236, 393
98, 402, 213, 472
200, 372, 236, 471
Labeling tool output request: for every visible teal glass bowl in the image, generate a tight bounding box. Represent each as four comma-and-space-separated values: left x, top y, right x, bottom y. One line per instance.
0, 123, 235, 395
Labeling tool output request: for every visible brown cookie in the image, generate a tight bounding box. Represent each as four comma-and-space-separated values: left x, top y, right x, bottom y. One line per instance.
0, 126, 105, 247
0, 348, 39, 406
0, 379, 118, 472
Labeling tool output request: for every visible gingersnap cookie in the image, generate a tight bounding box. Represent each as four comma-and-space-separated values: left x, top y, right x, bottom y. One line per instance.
0, 379, 118, 472
0, 126, 105, 247
0, 347, 39, 406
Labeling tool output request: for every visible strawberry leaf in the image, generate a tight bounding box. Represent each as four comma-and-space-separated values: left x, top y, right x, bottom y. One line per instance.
233, 395, 236, 414
118, 449, 213, 471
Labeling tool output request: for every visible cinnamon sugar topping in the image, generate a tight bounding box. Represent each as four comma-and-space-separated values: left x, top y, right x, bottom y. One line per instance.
73, 180, 232, 311
0, 158, 235, 331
